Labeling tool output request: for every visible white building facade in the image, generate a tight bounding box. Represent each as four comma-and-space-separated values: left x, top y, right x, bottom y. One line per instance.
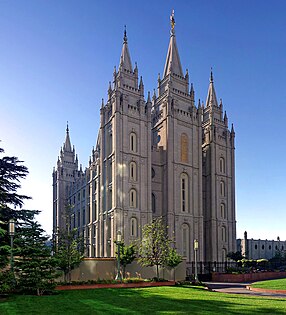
237, 232, 286, 260
53, 17, 236, 262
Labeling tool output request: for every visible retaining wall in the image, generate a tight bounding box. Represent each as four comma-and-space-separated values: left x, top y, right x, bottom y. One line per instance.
58, 258, 186, 282
212, 271, 286, 283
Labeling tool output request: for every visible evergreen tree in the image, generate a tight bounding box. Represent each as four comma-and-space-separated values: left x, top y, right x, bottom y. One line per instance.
14, 211, 59, 296
0, 146, 31, 269
138, 217, 171, 279
115, 243, 136, 278
54, 205, 84, 283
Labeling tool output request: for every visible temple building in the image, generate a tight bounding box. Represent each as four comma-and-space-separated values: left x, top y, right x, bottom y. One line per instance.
53, 14, 236, 263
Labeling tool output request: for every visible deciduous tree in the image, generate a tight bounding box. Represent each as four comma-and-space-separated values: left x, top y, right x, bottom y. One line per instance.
138, 217, 170, 279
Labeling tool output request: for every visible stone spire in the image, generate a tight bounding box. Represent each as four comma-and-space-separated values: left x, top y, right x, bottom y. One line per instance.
64, 121, 72, 152
163, 10, 183, 78
206, 69, 218, 107
119, 26, 133, 72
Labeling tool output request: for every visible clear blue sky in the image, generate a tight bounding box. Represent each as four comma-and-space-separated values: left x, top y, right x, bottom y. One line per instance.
1, 1, 286, 241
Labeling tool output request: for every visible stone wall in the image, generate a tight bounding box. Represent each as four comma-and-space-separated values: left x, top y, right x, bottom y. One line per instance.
212, 271, 286, 283
62, 258, 186, 282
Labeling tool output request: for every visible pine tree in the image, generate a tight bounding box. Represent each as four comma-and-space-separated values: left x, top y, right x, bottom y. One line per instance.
0, 146, 31, 268
14, 212, 59, 296
138, 217, 171, 279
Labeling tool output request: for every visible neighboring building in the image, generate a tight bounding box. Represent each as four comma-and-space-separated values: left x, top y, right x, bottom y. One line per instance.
53, 14, 236, 262
237, 231, 286, 260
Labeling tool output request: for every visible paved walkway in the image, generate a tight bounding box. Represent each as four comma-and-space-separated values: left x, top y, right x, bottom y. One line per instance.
205, 282, 286, 298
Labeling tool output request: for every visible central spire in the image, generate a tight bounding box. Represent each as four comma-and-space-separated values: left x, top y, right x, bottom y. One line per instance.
64, 121, 72, 152
163, 10, 183, 78
206, 69, 218, 107
119, 25, 133, 72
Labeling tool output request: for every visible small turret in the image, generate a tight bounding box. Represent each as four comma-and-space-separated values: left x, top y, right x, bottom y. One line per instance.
190, 83, 195, 107
224, 111, 228, 127
139, 76, 144, 96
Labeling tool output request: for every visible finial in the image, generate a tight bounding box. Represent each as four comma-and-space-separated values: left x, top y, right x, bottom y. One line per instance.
124, 25, 127, 43
101, 98, 104, 108
66, 121, 69, 133
170, 9, 175, 35
210, 67, 214, 83
185, 68, 189, 79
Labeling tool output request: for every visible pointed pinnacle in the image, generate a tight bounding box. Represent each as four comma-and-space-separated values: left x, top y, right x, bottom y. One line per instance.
231, 123, 235, 133
66, 121, 69, 133
147, 91, 151, 103
210, 67, 214, 83
124, 25, 127, 43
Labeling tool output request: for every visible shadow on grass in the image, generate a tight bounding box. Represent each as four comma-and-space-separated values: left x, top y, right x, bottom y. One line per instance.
1, 286, 286, 314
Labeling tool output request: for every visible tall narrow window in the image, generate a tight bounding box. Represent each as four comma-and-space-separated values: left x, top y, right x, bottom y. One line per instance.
219, 157, 225, 173
181, 133, 189, 163
182, 223, 190, 259
130, 132, 137, 153
129, 189, 137, 208
222, 248, 227, 262
221, 203, 226, 219
152, 193, 156, 213
222, 226, 226, 242
181, 173, 189, 212
130, 217, 137, 237
220, 181, 225, 197
129, 161, 137, 181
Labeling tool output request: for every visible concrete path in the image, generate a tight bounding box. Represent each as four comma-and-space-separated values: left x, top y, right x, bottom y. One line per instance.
204, 282, 286, 298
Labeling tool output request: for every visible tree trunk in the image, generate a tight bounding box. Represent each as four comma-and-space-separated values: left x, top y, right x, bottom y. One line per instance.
156, 265, 159, 279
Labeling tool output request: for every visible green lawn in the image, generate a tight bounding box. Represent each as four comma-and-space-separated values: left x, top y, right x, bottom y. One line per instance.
252, 278, 286, 290
0, 286, 286, 314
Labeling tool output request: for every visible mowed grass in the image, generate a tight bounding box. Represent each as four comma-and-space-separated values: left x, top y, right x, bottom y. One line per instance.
252, 278, 286, 290
0, 286, 286, 315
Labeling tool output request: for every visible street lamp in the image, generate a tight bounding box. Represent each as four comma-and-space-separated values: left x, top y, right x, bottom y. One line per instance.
194, 239, 199, 283
115, 231, 122, 281
8, 219, 15, 275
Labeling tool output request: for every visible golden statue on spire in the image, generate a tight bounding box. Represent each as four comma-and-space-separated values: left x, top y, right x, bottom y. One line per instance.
170, 9, 175, 31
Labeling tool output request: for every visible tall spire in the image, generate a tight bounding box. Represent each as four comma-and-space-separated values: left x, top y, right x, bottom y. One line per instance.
119, 25, 133, 72
64, 121, 72, 152
206, 68, 218, 107
163, 10, 183, 78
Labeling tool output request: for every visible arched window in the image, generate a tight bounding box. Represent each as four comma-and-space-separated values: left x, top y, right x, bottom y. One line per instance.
130, 217, 138, 237
220, 203, 226, 219
129, 189, 137, 208
220, 181, 225, 197
129, 161, 137, 181
181, 133, 189, 163
182, 223, 190, 259
222, 226, 227, 242
152, 193, 156, 213
219, 157, 225, 173
181, 173, 189, 212
130, 132, 137, 153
